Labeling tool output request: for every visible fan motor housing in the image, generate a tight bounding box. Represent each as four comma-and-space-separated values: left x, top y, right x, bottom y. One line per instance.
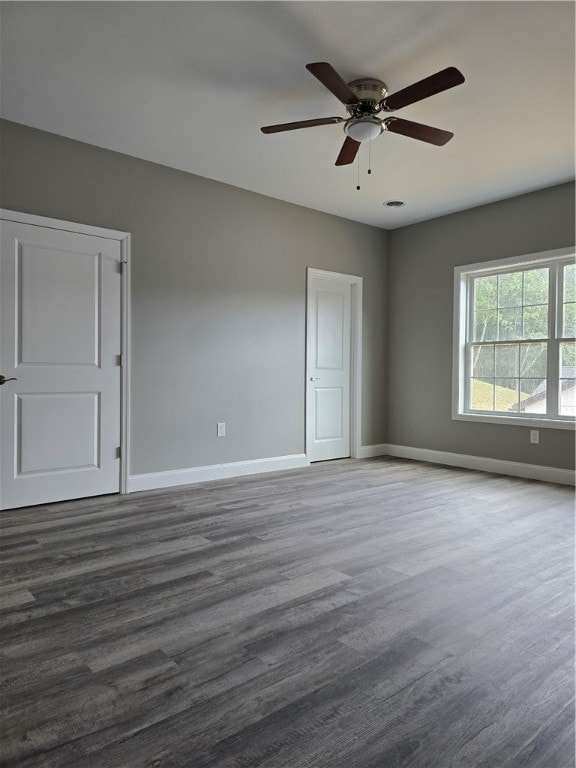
346, 78, 388, 115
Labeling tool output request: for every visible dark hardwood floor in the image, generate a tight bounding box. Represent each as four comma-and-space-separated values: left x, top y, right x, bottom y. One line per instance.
0, 458, 574, 768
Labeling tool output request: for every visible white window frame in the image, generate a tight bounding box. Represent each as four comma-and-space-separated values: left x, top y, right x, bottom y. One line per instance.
453, 246, 575, 430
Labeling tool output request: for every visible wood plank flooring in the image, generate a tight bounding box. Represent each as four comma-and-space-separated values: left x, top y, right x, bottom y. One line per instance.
0, 458, 574, 768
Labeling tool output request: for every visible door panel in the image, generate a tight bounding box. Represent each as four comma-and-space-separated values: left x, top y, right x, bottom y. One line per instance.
315, 387, 344, 440
307, 272, 351, 462
18, 245, 100, 365
17, 392, 100, 474
0, 221, 122, 509
316, 291, 344, 370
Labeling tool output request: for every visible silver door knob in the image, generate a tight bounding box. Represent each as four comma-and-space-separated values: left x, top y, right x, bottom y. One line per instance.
0, 376, 17, 385
309, 377, 320, 381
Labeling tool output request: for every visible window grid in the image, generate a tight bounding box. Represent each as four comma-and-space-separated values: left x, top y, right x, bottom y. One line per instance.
561, 263, 576, 338
463, 257, 575, 422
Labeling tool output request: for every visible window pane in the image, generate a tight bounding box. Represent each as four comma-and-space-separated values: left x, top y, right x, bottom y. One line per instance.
519, 379, 547, 414
497, 308, 522, 340
493, 378, 519, 412
563, 302, 576, 338
523, 268, 549, 306
560, 342, 576, 415
471, 345, 494, 377
560, 386, 576, 416
474, 275, 497, 310
564, 263, 575, 304
523, 304, 548, 338
474, 309, 497, 342
498, 272, 522, 308
470, 379, 494, 411
495, 344, 518, 378
561, 341, 576, 367
520, 343, 547, 377
563, 264, 576, 338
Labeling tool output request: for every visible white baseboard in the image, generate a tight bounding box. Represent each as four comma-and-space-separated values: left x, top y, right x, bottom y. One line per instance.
127, 453, 309, 493
357, 444, 388, 459
128, 445, 574, 493
384, 444, 575, 486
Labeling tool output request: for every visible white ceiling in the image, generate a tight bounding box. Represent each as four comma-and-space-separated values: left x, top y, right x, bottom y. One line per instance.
1, 1, 574, 229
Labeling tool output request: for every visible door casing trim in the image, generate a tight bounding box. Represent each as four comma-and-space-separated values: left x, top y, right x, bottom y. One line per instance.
306, 267, 363, 460
0, 209, 131, 494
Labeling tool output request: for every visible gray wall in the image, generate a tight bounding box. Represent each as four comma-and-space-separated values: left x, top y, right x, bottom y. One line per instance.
0, 119, 388, 474
387, 182, 575, 470
1, 119, 573, 475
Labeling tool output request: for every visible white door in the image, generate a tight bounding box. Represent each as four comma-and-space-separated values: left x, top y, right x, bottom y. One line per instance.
0, 220, 122, 509
306, 271, 353, 462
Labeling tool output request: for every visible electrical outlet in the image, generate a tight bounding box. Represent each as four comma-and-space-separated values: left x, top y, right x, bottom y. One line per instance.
530, 430, 539, 445
217, 422, 226, 437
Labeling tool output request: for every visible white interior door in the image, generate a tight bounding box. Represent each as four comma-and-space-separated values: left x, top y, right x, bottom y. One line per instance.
0, 220, 122, 509
306, 271, 353, 462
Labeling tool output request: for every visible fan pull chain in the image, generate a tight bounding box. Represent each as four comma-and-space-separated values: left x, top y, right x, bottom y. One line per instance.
367, 138, 372, 175
356, 149, 361, 191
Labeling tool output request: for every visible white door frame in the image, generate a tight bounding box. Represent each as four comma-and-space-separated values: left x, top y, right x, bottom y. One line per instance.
306, 268, 363, 460
0, 209, 131, 494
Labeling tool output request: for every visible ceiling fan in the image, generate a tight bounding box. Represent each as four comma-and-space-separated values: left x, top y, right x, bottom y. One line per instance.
261, 62, 465, 166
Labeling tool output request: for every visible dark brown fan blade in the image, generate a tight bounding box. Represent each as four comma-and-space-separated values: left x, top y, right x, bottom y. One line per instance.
384, 117, 453, 146
381, 67, 464, 112
306, 62, 360, 106
335, 136, 361, 166
261, 117, 344, 134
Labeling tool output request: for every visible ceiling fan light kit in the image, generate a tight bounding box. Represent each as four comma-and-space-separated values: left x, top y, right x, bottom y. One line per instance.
344, 117, 383, 143
261, 62, 465, 169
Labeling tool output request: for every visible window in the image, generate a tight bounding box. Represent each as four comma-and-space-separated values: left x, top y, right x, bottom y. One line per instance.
453, 247, 575, 429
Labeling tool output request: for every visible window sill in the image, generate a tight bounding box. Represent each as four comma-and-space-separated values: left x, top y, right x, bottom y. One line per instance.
453, 411, 575, 430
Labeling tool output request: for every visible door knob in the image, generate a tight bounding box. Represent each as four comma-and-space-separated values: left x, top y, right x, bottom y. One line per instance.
309, 377, 320, 381
0, 376, 17, 385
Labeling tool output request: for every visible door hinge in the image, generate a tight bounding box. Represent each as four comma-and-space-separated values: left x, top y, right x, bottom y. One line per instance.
116, 446, 122, 460
119, 260, 128, 274
116, 354, 123, 367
